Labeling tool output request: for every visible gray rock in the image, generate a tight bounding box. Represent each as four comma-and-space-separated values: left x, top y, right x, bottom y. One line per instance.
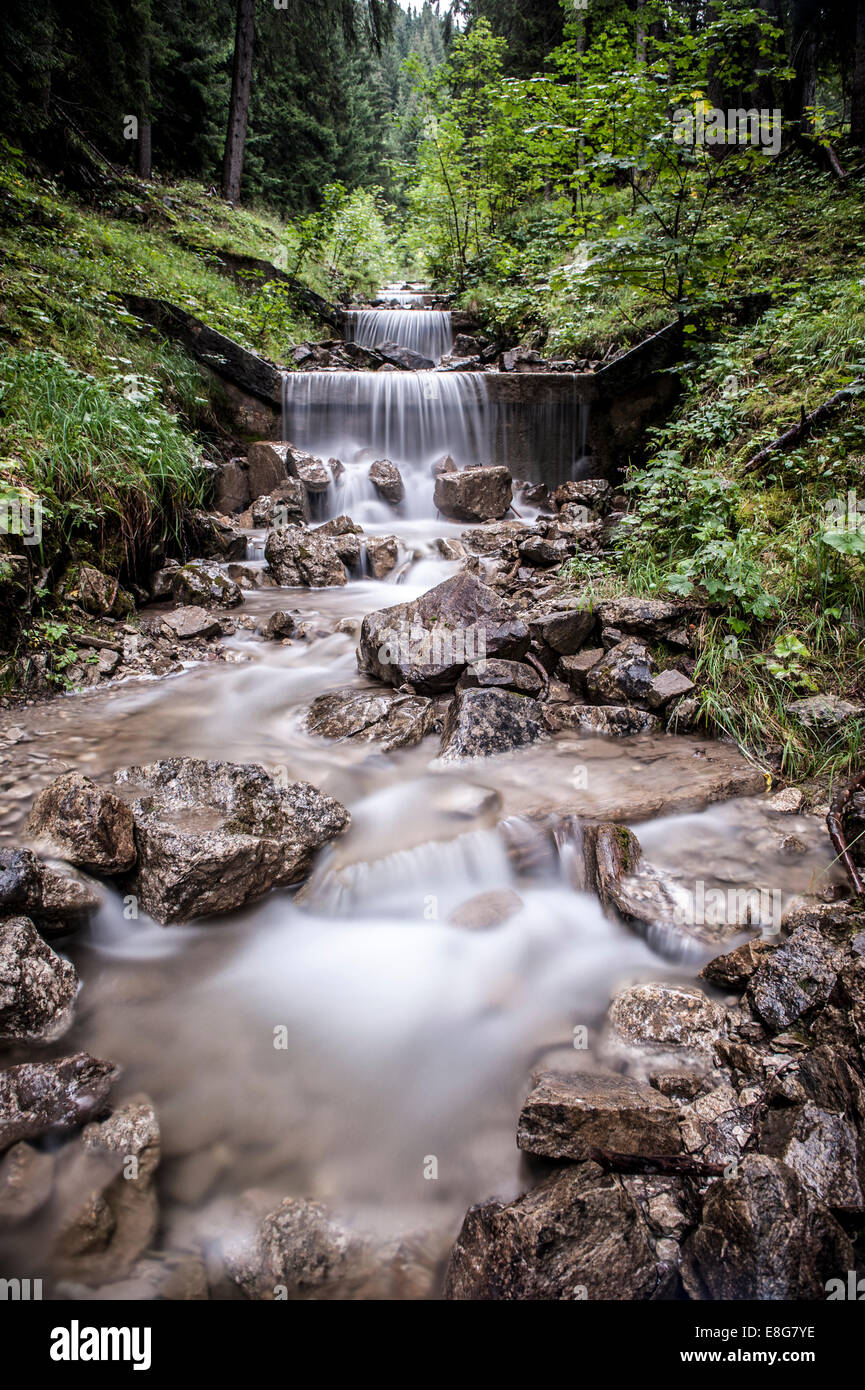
366, 535, 399, 578
431, 453, 457, 478
265, 525, 347, 587
456, 659, 542, 696
0, 916, 78, 1043
224, 1193, 374, 1300
681, 1155, 853, 1300
26, 773, 136, 875
113, 758, 350, 924
759, 1103, 863, 1208
594, 597, 695, 645
306, 688, 436, 753
586, 639, 656, 706
437, 688, 547, 763
444, 1163, 677, 1300
162, 605, 222, 640
368, 459, 405, 506
58, 563, 134, 619
434, 466, 513, 522
557, 648, 604, 695
746, 927, 839, 1032
290, 450, 330, 494
517, 1070, 682, 1161
528, 607, 595, 655
172, 562, 244, 609
0, 1054, 119, 1152
227, 563, 279, 591
358, 571, 529, 694
608, 983, 726, 1061
215, 457, 250, 514
246, 442, 292, 498
787, 694, 865, 731
544, 704, 662, 736
0, 848, 102, 933
551, 479, 612, 513
191, 511, 247, 562
648, 669, 696, 709
0, 1141, 54, 1224
260, 610, 296, 640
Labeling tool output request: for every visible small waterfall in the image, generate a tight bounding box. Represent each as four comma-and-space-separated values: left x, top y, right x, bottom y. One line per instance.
281, 370, 493, 519
345, 309, 453, 364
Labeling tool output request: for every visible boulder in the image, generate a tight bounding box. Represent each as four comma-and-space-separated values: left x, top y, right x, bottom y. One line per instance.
518, 535, 573, 568
456, 659, 543, 697
224, 1194, 374, 1300
528, 607, 595, 655
557, 648, 604, 695
0, 916, 78, 1044
376, 341, 434, 370
59, 563, 134, 619
366, 535, 399, 579
648, 669, 695, 710
0, 1054, 119, 1152
746, 926, 839, 1032
113, 758, 350, 924
26, 773, 136, 875
246, 442, 292, 499
517, 1070, 682, 1161
214, 457, 250, 514
431, 454, 457, 478
250, 478, 310, 528
434, 466, 513, 523
437, 688, 547, 763
607, 983, 726, 1062
594, 597, 695, 646
260, 610, 296, 641
586, 639, 656, 706
787, 693, 865, 731
700, 939, 774, 990
759, 1103, 863, 1208
358, 571, 529, 694
306, 688, 436, 753
161, 605, 222, 641
0, 848, 102, 933
172, 561, 243, 609
265, 526, 347, 588
544, 703, 662, 736
552, 479, 612, 513
681, 1155, 853, 1300
368, 459, 405, 506
190, 512, 247, 562
444, 1164, 676, 1300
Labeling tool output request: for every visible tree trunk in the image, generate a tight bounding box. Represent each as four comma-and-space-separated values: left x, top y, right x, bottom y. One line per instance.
138, 39, 152, 180
222, 0, 256, 203
852, 0, 865, 148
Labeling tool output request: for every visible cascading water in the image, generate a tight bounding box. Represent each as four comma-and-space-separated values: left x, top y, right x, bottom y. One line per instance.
345, 308, 453, 363
282, 370, 493, 519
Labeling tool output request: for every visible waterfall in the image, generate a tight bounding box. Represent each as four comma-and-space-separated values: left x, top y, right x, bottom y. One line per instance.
344, 309, 453, 364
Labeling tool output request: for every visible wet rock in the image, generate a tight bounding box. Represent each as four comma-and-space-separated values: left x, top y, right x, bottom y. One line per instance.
528, 607, 595, 655
376, 341, 435, 371
544, 704, 662, 736
557, 648, 603, 695
518, 535, 572, 568
700, 939, 774, 990
113, 758, 350, 924
264, 525, 347, 587
766, 787, 805, 813
594, 597, 695, 646
648, 669, 695, 710
260, 610, 296, 640
26, 773, 136, 875
449, 889, 523, 929
552, 479, 612, 513
59, 563, 134, 619
290, 450, 330, 495
162, 605, 222, 641
0, 915, 77, 1044
315, 515, 362, 537
434, 537, 465, 561
306, 688, 436, 753
586, 639, 656, 706
56, 1095, 160, 1285
227, 562, 278, 591
366, 535, 399, 578
0, 1141, 54, 1224
191, 512, 247, 562
517, 1070, 682, 1161
444, 1163, 676, 1300
581, 824, 683, 946
215, 457, 250, 514
437, 688, 547, 763
786, 693, 865, 731
148, 561, 179, 600
681, 1155, 853, 1300
678, 1082, 760, 1166
746, 927, 839, 1032
759, 1103, 862, 1208
358, 571, 529, 694
368, 459, 405, 506
246, 442, 292, 498
460, 520, 526, 555
456, 659, 542, 696
607, 983, 726, 1063
0, 1054, 119, 1152
247, 479, 311, 528
224, 1193, 374, 1300
431, 453, 457, 478
434, 466, 513, 523
172, 561, 243, 609
0, 848, 102, 933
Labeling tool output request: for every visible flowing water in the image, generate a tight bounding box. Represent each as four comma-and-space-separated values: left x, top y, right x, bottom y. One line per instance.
344, 308, 453, 363
0, 303, 842, 1296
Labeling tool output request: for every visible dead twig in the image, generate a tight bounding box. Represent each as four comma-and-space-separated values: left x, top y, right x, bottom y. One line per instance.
826, 771, 865, 897
742, 377, 865, 474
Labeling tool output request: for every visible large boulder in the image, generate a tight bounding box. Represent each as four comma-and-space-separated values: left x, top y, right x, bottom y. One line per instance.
190, 512, 247, 562
544, 704, 661, 736
26, 773, 136, 876
607, 983, 726, 1066
528, 607, 595, 655
172, 561, 243, 609
113, 758, 350, 924
306, 688, 436, 753
376, 341, 434, 370
246, 442, 292, 499
0, 916, 78, 1044
517, 1070, 682, 1161
214, 457, 250, 514
0, 1054, 119, 1152
444, 1163, 677, 1300
59, 563, 134, 619
0, 848, 102, 933
265, 526, 347, 587
358, 571, 529, 694
437, 687, 547, 763
585, 639, 656, 706
746, 926, 839, 1032
681, 1155, 853, 1300
368, 459, 405, 506
161, 605, 222, 641
434, 466, 513, 522
552, 479, 612, 513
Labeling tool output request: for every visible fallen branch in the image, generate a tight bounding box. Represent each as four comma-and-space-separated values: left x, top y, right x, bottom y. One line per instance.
742, 377, 865, 473
826, 771, 865, 896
